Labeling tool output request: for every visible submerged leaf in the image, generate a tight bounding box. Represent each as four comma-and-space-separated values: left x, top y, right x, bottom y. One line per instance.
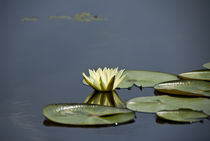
126, 95, 210, 115
179, 69, 210, 81
43, 103, 134, 125
157, 109, 208, 122
154, 80, 210, 97
118, 70, 179, 88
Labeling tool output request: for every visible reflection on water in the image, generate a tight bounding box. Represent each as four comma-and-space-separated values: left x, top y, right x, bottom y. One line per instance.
6, 100, 48, 141
43, 118, 134, 128
84, 91, 125, 108
154, 90, 201, 98
156, 116, 192, 125
8, 100, 37, 130
8, 112, 37, 130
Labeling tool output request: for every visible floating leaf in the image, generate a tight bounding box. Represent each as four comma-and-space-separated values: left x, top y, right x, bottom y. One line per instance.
49, 16, 72, 20
43, 104, 135, 125
21, 17, 39, 22
118, 70, 179, 88
156, 109, 208, 122
179, 69, 210, 81
73, 12, 106, 22
126, 95, 210, 115
203, 62, 210, 69
154, 80, 210, 97
84, 91, 125, 108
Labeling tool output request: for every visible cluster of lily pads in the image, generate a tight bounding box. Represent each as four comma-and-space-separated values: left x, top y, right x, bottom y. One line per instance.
21, 12, 106, 22
43, 62, 210, 126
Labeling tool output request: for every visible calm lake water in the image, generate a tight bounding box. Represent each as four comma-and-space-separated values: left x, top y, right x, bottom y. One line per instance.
1, 0, 210, 141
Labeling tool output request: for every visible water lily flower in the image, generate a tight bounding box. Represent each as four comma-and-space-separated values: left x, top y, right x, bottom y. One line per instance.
82, 67, 127, 91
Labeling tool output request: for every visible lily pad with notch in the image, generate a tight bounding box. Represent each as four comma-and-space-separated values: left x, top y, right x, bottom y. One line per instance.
179, 69, 210, 81
43, 103, 135, 126
126, 95, 210, 115
154, 80, 210, 97
156, 109, 208, 123
118, 70, 179, 88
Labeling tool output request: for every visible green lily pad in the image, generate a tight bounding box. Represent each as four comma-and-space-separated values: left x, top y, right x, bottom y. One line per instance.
49, 16, 72, 20
126, 95, 210, 115
154, 80, 210, 97
43, 103, 135, 126
73, 12, 106, 22
157, 109, 208, 122
21, 17, 39, 22
203, 62, 210, 69
118, 70, 179, 88
179, 69, 210, 81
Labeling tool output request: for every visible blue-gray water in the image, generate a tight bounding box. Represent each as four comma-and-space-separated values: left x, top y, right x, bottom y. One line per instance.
1, 0, 210, 141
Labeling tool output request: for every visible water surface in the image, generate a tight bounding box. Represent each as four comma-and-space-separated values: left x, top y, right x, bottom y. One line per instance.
1, 0, 210, 141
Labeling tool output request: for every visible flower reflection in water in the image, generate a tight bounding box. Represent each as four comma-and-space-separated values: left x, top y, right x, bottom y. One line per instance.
84, 91, 125, 108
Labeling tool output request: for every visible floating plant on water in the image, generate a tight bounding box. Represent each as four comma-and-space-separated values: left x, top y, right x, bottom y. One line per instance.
21, 12, 107, 22
21, 17, 39, 22
178, 69, 210, 81
203, 62, 210, 69
82, 67, 127, 92
83, 70, 179, 89
154, 80, 210, 97
73, 12, 106, 22
49, 16, 72, 20
43, 63, 210, 125
43, 104, 135, 126
118, 70, 179, 88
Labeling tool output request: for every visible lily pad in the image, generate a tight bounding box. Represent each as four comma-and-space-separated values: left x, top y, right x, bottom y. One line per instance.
126, 95, 210, 115
21, 17, 39, 22
43, 103, 135, 125
154, 80, 210, 97
179, 69, 210, 81
73, 12, 106, 22
203, 62, 210, 69
118, 70, 179, 88
156, 109, 208, 122
49, 16, 72, 20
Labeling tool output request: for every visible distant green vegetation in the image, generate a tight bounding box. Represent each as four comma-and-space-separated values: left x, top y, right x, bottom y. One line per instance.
49, 16, 72, 20
21, 17, 39, 22
21, 12, 107, 22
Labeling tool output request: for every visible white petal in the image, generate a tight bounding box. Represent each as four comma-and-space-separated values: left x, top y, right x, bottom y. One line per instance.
113, 73, 127, 89
83, 72, 100, 90
84, 67, 126, 91
115, 69, 124, 80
